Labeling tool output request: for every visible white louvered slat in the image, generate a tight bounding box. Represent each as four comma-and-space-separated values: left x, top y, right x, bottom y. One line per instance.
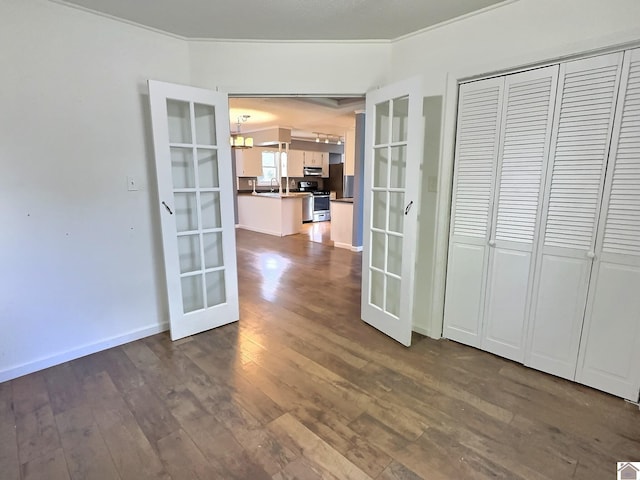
494, 75, 555, 244
452, 81, 502, 238
603, 57, 640, 256
544, 63, 621, 249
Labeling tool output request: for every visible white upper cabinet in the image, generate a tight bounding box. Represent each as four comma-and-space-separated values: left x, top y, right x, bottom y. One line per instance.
286, 150, 304, 177
235, 148, 263, 177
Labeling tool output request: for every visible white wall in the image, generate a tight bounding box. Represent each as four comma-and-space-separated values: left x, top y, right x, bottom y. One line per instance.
390, 0, 640, 338
188, 40, 391, 94
0, 0, 189, 381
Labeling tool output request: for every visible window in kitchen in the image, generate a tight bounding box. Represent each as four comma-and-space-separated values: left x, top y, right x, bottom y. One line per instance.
258, 151, 278, 186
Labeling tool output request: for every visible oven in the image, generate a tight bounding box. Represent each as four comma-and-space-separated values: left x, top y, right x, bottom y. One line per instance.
312, 193, 331, 222
298, 181, 331, 222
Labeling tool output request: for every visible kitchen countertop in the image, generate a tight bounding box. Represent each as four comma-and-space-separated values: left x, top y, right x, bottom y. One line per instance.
237, 192, 310, 198
331, 198, 354, 203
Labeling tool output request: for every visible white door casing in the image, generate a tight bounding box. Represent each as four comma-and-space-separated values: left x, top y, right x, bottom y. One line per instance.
148, 80, 239, 341
525, 52, 624, 379
481, 66, 559, 362
361, 76, 423, 346
576, 48, 640, 400
443, 77, 504, 347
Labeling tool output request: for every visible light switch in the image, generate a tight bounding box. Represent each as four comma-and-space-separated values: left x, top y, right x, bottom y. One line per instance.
127, 175, 138, 191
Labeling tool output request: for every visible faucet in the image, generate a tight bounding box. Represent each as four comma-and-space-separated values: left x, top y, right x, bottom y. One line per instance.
270, 178, 279, 192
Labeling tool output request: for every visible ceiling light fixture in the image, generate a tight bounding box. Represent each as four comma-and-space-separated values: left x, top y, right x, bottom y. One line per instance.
337, 137, 342, 145
315, 133, 320, 143
230, 115, 253, 149
324, 136, 329, 144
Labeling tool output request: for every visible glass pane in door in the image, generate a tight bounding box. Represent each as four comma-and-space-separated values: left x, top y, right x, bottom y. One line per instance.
178, 234, 201, 273
375, 101, 390, 145
198, 150, 219, 188
200, 192, 222, 229
206, 271, 226, 307
171, 147, 195, 188
181, 274, 204, 313
167, 100, 192, 143
373, 148, 389, 188
370, 270, 385, 310
390, 146, 407, 189
392, 96, 409, 143
371, 231, 386, 270
194, 103, 217, 145
174, 193, 198, 232
203, 232, 224, 268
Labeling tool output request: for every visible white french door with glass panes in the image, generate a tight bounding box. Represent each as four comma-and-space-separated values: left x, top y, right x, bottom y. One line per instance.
148, 80, 239, 341
361, 77, 423, 347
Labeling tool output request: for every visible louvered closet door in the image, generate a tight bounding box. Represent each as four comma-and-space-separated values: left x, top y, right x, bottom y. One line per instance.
526, 52, 624, 380
443, 78, 504, 347
576, 48, 640, 400
481, 66, 559, 362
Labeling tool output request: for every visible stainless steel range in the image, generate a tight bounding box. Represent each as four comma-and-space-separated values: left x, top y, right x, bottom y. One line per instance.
299, 181, 331, 222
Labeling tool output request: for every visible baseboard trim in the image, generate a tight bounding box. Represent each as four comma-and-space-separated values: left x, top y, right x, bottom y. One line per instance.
0, 322, 169, 383
351, 245, 363, 252
236, 225, 283, 237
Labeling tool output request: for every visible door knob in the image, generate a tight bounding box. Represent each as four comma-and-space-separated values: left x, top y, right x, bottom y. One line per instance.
586, 251, 595, 259
488, 240, 496, 247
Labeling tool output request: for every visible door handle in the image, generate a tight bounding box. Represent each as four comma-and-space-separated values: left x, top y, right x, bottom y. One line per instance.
404, 201, 414, 215
586, 251, 595, 259
488, 240, 496, 247
162, 201, 174, 215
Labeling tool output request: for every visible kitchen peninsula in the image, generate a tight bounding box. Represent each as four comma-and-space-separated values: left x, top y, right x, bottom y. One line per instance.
236, 192, 309, 236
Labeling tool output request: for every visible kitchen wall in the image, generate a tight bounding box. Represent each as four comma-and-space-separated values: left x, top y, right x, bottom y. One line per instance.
389, 0, 640, 337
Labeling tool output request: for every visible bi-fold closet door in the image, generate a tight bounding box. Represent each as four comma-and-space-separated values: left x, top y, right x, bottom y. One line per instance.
444, 48, 640, 400
443, 65, 559, 363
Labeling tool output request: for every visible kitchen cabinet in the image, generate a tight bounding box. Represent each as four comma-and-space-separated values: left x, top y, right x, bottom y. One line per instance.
235, 148, 263, 177
302, 151, 329, 177
285, 150, 304, 177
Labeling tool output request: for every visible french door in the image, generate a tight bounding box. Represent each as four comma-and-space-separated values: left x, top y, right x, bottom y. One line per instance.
148, 80, 239, 340
361, 77, 423, 346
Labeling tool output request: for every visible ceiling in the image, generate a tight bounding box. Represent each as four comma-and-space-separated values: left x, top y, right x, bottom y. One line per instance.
54, 0, 508, 41
229, 96, 364, 142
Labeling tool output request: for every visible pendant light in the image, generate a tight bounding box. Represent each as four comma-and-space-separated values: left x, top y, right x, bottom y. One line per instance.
230, 115, 253, 149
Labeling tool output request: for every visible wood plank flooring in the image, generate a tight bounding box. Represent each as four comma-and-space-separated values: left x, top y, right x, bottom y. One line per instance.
2, 228, 639, 479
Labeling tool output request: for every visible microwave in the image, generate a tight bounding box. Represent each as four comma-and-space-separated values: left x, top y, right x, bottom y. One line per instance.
303, 166, 323, 176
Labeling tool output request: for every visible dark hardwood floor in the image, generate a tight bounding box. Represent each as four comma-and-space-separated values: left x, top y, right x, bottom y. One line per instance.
2, 228, 639, 479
